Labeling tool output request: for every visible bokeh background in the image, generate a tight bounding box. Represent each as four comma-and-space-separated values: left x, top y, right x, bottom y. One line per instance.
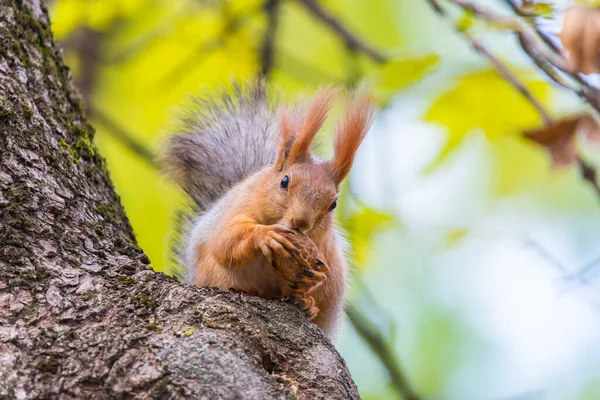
48, 0, 600, 398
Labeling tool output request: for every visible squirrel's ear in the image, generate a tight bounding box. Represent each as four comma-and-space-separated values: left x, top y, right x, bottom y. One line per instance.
329, 94, 375, 186
275, 88, 336, 171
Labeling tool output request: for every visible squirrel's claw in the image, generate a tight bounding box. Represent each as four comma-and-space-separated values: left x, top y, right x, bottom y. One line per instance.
267, 228, 328, 295
315, 258, 330, 273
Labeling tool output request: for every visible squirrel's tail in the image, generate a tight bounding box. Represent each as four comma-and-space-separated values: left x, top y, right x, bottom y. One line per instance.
161, 82, 278, 212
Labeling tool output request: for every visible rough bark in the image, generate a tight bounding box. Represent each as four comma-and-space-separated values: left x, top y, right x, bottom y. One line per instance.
0, 1, 359, 398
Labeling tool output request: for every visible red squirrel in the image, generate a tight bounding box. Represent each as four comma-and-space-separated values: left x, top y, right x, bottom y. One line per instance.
162, 83, 375, 338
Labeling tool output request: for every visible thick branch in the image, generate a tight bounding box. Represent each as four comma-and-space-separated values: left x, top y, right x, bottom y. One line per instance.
0, 1, 358, 398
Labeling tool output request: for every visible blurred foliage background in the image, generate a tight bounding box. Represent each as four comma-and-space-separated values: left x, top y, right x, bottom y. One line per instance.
48, 0, 600, 398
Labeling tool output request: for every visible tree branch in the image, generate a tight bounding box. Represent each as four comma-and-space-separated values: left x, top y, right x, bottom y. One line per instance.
577, 156, 600, 198
450, 0, 568, 70
294, 0, 386, 63
259, 0, 280, 78
447, 0, 600, 109
158, 10, 257, 89
468, 36, 551, 123
346, 303, 420, 400
0, 2, 359, 398
426, 0, 600, 201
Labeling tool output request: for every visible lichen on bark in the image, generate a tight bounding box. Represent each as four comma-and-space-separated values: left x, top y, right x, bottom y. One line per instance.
0, 1, 359, 398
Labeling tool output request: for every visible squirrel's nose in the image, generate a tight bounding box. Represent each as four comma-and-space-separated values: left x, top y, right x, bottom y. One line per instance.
291, 216, 311, 232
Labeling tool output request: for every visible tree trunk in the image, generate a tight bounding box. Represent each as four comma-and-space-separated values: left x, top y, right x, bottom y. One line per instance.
0, 1, 359, 398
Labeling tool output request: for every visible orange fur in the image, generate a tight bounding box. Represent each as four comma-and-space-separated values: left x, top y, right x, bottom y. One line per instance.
276, 88, 336, 169
330, 94, 375, 185
192, 89, 375, 338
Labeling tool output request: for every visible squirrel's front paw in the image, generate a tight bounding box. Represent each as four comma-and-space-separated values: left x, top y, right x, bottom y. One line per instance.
269, 230, 329, 295
257, 224, 300, 263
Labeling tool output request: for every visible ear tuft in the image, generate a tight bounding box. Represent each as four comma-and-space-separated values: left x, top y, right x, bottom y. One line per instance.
292, 87, 337, 159
275, 87, 337, 170
330, 94, 376, 185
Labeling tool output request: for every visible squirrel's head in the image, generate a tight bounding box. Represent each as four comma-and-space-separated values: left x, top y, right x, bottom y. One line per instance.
257, 88, 375, 234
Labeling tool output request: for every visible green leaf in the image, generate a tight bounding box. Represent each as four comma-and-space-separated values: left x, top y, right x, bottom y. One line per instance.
373, 54, 440, 102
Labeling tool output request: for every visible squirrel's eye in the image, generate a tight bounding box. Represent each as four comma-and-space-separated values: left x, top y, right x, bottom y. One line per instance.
328, 199, 337, 211
280, 175, 290, 190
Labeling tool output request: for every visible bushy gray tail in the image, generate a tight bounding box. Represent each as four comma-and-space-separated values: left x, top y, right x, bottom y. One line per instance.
161, 82, 279, 212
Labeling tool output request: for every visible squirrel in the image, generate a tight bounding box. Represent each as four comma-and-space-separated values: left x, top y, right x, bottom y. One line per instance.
161, 82, 375, 339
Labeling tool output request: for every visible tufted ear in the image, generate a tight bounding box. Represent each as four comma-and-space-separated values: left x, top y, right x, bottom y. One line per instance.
275, 88, 336, 171
329, 94, 375, 185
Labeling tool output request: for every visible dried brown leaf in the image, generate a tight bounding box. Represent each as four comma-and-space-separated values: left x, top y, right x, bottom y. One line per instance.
548, 137, 578, 168
524, 115, 581, 146
580, 114, 600, 146
560, 5, 600, 74
523, 114, 592, 168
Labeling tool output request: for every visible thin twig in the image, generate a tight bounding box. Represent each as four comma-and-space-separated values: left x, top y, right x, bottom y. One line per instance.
577, 156, 600, 198
294, 0, 386, 63
502, 0, 534, 17
501, 0, 588, 86
451, 0, 568, 70
90, 107, 157, 169
427, 0, 551, 123
277, 49, 342, 82
501, 0, 563, 53
470, 38, 552, 123
515, 34, 577, 92
427, 0, 600, 200
158, 11, 257, 90
346, 303, 421, 400
259, 0, 280, 78
450, 0, 598, 107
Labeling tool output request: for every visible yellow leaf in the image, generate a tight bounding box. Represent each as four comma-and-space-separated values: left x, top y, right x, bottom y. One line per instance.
423, 69, 549, 171
443, 229, 468, 248
340, 204, 396, 269
492, 136, 549, 195
182, 328, 196, 336
456, 12, 476, 33
520, 1, 554, 17
49, 0, 84, 40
